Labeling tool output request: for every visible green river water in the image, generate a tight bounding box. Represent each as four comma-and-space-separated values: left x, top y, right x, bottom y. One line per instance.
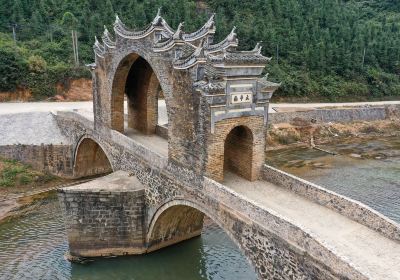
0, 136, 399, 279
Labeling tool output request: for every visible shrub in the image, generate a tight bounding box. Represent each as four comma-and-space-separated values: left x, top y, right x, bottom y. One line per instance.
19, 174, 33, 185
0, 48, 27, 91
27, 55, 47, 73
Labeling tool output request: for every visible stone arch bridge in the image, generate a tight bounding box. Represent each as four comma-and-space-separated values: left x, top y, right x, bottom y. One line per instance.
57, 9, 400, 280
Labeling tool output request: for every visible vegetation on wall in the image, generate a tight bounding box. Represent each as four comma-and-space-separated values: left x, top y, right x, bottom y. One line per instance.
0, 158, 56, 188
0, 0, 399, 101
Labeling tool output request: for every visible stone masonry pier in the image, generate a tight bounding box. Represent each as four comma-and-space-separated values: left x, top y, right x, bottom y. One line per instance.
59, 171, 146, 256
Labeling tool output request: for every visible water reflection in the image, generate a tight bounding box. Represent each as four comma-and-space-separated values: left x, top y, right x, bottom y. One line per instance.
0, 198, 256, 280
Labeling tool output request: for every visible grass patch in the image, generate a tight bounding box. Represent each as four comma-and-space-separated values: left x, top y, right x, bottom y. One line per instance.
0, 157, 57, 188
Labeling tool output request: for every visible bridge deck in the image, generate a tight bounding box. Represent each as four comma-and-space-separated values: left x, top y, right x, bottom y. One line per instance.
225, 172, 400, 280
125, 128, 168, 157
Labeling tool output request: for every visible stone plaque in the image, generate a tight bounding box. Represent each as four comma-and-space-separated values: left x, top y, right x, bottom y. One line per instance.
231, 93, 252, 104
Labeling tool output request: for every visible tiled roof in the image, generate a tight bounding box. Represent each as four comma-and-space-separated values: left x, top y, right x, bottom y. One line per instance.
194, 80, 226, 94
209, 51, 271, 65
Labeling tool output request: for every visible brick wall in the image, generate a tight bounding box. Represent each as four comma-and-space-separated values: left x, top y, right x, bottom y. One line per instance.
205, 116, 265, 182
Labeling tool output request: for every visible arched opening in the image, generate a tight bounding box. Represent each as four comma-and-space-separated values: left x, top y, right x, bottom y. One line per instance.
73, 138, 112, 178
223, 125, 254, 181
111, 53, 167, 136
125, 57, 159, 134
147, 202, 257, 278
148, 204, 205, 252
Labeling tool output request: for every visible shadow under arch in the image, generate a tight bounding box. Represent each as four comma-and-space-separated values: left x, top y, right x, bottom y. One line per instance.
111, 52, 170, 134
146, 199, 254, 271
73, 136, 113, 178
223, 125, 255, 181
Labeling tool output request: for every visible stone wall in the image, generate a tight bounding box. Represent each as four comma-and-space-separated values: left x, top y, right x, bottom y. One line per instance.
155, 124, 168, 140
268, 105, 400, 124
0, 144, 73, 177
147, 204, 204, 252
58, 171, 147, 256
262, 164, 400, 242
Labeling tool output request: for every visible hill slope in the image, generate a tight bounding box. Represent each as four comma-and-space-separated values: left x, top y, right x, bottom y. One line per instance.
0, 0, 399, 101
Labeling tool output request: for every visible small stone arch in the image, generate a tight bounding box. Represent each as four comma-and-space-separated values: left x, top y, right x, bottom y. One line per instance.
73, 136, 113, 178
110, 52, 171, 134
205, 116, 266, 182
223, 125, 254, 180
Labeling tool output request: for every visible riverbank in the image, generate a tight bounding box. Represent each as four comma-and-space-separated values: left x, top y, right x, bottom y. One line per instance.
0, 178, 94, 223
267, 117, 400, 151
0, 158, 74, 222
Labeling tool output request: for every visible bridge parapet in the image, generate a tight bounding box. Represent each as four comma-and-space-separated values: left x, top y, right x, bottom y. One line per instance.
262, 165, 400, 242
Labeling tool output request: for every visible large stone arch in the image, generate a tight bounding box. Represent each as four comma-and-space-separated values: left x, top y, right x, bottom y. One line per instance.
110, 50, 172, 134
146, 200, 252, 265
73, 136, 113, 178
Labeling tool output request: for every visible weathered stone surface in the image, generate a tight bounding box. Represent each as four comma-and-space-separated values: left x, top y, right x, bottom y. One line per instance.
268, 106, 399, 125
90, 11, 278, 180
59, 171, 146, 256
0, 144, 73, 177
56, 112, 374, 279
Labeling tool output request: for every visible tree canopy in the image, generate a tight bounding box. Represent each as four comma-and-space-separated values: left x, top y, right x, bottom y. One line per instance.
0, 0, 399, 101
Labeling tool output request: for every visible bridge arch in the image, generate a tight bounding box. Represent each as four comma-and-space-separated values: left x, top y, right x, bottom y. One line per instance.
111, 51, 171, 134
146, 199, 250, 265
73, 136, 113, 178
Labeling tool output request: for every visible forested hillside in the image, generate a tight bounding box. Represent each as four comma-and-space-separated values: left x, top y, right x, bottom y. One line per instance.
0, 0, 399, 101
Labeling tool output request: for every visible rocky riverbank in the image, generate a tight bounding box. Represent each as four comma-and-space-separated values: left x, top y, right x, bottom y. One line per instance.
267, 117, 400, 151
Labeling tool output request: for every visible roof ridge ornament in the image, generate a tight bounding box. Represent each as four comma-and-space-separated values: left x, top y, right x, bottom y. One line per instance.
114, 14, 124, 28
173, 22, 184, 40
228, 26, 237, 42
102, 25, 116, 48
94, 36, 103, 49
93, 36, 105, 58
205, 13, 216, 29
152, 7, 163, 26
253, 41, 262, 54
182, 13, 216, 42
173, 38, 207, 69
